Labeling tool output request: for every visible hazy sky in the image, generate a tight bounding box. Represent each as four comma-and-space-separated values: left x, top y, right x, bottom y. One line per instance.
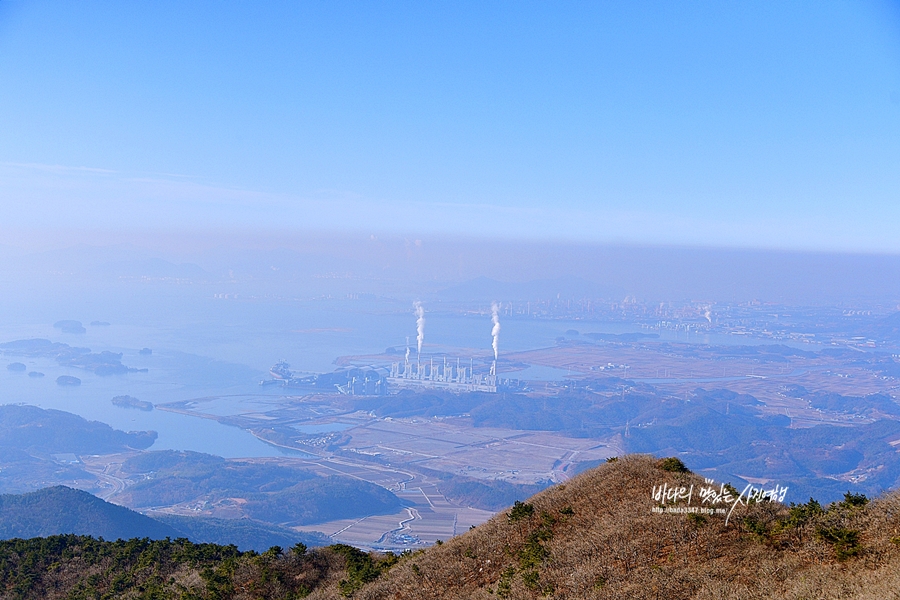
1, 1, 899, 251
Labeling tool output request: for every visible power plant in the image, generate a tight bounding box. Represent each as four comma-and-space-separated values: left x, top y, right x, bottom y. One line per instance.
262, 302, 510, 395
387, 355, 497, 393
386, 301, 502, 392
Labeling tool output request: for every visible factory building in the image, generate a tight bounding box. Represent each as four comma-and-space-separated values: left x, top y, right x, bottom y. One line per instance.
387, 355, 498, 393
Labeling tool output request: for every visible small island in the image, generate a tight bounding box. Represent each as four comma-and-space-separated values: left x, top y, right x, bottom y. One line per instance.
6, 362, 26, 372
53, 320, 86, 334
111, 395, 153, 411
56, 375, 82, 386
139, 348, 152, 356
27, 371, 45, 378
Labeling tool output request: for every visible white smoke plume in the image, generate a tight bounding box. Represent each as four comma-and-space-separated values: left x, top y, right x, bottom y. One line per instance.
491, 302, 501, 360
414, 301, 425, 355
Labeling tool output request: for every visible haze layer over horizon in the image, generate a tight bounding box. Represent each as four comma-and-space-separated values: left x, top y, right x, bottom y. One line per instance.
1, 1, 899, 251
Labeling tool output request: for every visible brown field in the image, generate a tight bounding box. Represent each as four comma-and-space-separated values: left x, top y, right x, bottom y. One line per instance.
338, 416, 617, 483
505, 341, 900, 427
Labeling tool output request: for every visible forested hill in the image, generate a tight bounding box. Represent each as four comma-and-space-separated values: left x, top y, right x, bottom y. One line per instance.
0, 486, 178, 541
0, 403, 157, 456
0, 536, 397, 599
0, 485, 329, 553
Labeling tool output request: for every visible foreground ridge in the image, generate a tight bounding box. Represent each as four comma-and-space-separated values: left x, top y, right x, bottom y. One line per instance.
2, 455, 899, 599
357, 455, 900, 600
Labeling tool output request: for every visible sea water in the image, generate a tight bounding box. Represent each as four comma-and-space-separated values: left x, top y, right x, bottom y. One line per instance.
0, 288, 827, 457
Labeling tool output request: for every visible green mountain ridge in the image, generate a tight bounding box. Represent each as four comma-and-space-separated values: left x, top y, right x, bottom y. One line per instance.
0, 486, 177, 541
153, 513, 330, 553
0, 486, 327, 553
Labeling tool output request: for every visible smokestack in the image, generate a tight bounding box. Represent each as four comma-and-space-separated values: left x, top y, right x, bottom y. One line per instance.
414, 301, 425, 355
491, 301, 501, 360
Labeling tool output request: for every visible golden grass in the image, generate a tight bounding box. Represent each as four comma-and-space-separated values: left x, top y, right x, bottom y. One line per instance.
351, 455, 900, 600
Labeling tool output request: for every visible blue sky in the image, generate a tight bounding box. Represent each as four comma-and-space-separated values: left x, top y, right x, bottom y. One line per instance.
1, 1, 899, 251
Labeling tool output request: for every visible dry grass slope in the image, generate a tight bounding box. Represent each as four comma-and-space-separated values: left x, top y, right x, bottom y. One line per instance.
354, 455, 900, 600
3, 456, 899, 599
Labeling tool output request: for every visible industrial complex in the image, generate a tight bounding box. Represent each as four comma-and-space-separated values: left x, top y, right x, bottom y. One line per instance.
262, 302, 508, 394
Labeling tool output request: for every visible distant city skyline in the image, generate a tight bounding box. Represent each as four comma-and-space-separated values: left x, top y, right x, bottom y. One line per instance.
1, 1, 899, 252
